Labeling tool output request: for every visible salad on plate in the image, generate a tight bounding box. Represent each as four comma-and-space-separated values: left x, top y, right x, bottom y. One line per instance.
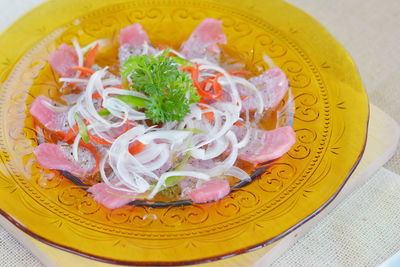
29, 18, 296, 209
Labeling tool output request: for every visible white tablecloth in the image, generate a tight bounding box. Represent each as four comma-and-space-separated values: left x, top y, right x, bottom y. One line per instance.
0, 1, 399, 266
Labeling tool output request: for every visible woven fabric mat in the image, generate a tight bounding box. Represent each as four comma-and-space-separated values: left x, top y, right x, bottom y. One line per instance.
0, 0, 399, 266
0, 228, 43, 267
271, 168, 400, 267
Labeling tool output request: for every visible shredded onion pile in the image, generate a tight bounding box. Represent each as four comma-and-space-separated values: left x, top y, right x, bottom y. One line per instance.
61, 42, 267, 199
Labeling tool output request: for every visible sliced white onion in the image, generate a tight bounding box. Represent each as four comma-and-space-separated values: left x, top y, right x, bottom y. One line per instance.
142, 149, 170, 171
58, 40, 269, 200
263, 53, 275, 68
106, 125, 156, 193
224, 166, 251, 181
102, 78, 122, 87
236, 125, 251, 149
134, 143, 166, 164
149, 171, 210, 199
59, 78, 89, 84
71, 38, 84, 79
183, 131, 238, 177
189, 105, 237, 150
167, 48, 187, 59
190, 137, 229, 160
102, 98, 146, 121
72, 133, 81, 161
102, 88, 148, 99
227, 76, 264, 114
137, 130, 191, 145
81, 39, 110, 54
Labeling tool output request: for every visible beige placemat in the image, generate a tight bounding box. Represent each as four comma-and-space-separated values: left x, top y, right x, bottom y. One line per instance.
271, 167, 400, 267
0, 227, 43, 266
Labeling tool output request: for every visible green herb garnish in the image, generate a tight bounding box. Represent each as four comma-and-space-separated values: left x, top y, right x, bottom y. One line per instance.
114, 95, 149, 108
98, 108, 111, 116
97, 96, 149, 116
121, 49, 200, 123
179, 128, 204, 134
74, 113, 90, 143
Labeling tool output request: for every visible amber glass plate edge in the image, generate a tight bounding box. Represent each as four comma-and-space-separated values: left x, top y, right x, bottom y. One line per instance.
0, 0, 369, 265
0, 134, 369, 267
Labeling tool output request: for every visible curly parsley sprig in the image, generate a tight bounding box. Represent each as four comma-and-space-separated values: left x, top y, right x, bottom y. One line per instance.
121, 49, 200, 123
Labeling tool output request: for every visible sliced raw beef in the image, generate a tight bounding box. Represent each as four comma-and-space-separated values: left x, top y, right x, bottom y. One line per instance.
187, 179, 230, 203
241, 67, 289, 112
180, 18, 227, 62
118, 23, 150, 47
118, 23, 151, 64
233, 125, 296, 164
48, 43, 78, 77
187, 158, 216, 169
29, 95, 68, 132
88, 182, 141, 209
34, 143, 96, 177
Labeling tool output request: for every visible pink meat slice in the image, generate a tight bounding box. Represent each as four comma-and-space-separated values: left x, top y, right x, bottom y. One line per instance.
48, 43, 78, 77
187, 158, 216, 169
88, 183, 140, 209
236, 126, 296, 164
34, 143, 95, 177
29, 95, 68, 132
241, 67, 289, 112
118, 23, 151, 64
187, 179, 230, 203
118, 23, 150, 47
180, 18, 227, 61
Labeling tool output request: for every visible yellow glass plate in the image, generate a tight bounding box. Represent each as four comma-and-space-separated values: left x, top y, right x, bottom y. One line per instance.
0, 0, 368, 265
